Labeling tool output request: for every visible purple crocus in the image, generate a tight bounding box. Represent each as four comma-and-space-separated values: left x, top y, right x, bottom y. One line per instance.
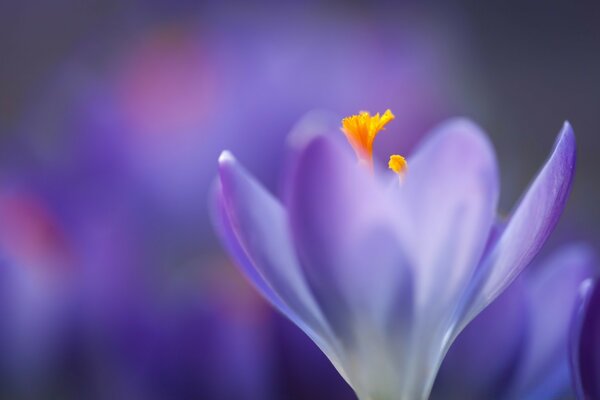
432, 244, 596, 399
571, 272, 600, 399
213, 111, 576, 399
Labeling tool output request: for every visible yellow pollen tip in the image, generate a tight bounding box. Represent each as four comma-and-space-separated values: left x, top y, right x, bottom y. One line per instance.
388, 154, 407, 175
341, 109, 395, 167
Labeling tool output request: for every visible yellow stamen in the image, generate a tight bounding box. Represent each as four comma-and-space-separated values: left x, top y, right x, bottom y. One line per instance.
341, 109, 395, 168
388, 154, 408, 176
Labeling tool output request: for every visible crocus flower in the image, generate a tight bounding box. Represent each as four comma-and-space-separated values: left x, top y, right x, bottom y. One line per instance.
432, 243, 596, 399
214, 109, 576, 399
571, 274, 600, 399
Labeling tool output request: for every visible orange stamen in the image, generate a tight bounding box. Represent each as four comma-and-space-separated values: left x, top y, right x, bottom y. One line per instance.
341, 109, 395, 169
388, 154, 408, 176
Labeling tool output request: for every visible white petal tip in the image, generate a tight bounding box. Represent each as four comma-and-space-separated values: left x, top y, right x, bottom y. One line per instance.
580, 279, 594, 296
554, 121, 576, 156
218, 150, 236, 165
561, 120, 574, 136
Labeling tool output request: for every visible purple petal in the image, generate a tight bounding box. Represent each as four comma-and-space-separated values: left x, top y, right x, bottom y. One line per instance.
287, 135, 412, 338
390, 120, 499, 397
571, 279, 600, 399
397, 118, 499, 316
210, 181, 286, 313
215, 151, 340, 360
463, 122, 576, 326
508, 244, 596, 398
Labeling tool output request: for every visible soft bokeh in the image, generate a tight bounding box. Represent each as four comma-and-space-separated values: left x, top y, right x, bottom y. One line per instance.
1, 1, 599, 399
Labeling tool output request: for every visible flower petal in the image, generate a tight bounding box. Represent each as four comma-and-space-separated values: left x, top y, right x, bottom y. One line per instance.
398, 118, 499, 316
462, 122, 576, 326
390, 119, 501, 399
210, 181, 286, 313
287, 135, 410, 334
215, 151, 343, 368
571, 279, 600, 399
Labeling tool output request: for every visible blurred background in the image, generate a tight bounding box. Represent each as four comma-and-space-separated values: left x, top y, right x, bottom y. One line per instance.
0, 1, 598, 399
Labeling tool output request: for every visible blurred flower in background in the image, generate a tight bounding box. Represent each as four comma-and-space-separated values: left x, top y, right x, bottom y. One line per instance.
0, 189, 75, 397
433, 244, 597, 399
572, 279, 600, 399
1, 0, 599, 399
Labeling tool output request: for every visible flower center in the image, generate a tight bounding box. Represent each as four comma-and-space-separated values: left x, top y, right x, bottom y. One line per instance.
341, 109, 407, 175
